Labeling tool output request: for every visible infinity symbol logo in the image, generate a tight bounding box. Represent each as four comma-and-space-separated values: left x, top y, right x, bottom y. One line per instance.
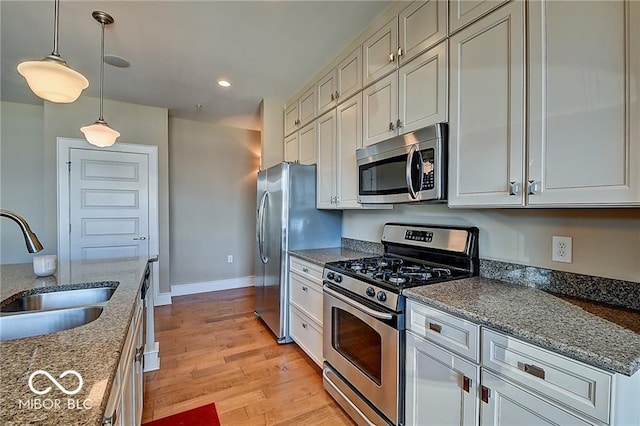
28, 370, 83, 396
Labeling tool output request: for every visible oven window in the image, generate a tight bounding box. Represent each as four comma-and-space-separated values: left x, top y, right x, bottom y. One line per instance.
359, 156, 407, 195
333, 308, 382, 385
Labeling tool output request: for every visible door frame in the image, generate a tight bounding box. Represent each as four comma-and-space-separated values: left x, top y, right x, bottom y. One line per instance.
56, 137, 159, 264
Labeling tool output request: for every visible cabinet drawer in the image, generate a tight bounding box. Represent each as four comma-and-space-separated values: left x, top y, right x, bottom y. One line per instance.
290, 256, 323, 284
482, 329, 612, 423
289, 306, 323, 367
407, 300, 480, 362
290, 272, 323, 325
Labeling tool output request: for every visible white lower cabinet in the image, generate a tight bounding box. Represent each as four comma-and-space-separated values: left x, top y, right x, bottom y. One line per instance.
104, 298, 144, 426
288, 256, 324, 366
405, 331, 479, 426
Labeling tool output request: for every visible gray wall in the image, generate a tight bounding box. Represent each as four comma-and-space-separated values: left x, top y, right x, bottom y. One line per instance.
169, 117, 260, 286
344, 205, 640, 283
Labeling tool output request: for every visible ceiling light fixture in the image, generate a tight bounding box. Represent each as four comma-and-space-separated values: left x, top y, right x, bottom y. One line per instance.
217, 79, 232, 88
16, 0, 89, 103
81, 11, 120, 148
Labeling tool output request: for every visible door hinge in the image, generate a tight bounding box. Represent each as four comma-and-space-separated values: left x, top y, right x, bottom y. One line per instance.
69, 223, 72, 234
67, 161, 71, 172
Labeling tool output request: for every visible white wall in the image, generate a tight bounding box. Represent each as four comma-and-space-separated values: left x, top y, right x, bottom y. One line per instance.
0, 102, 45, 264
168, 117, 260, 286
344, 205, 640, 283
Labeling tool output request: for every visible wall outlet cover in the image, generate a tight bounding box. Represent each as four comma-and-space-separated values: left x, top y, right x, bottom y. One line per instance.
552, 236, 572, 263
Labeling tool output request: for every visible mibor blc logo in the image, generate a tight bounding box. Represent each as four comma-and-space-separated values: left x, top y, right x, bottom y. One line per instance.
18, 369, 92, 411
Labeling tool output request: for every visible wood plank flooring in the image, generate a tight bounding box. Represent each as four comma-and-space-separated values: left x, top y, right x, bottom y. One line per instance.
142, 287, 354, 425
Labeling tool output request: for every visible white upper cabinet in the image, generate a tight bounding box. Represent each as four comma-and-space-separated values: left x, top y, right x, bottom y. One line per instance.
448, 0, 526, 207
449, 0, 510, 34
363, 72, 399, 147
336, 46, 362, 104
316, 110, 337, 209
528, 0, 640, 206
284, 132, 299, 163
336, 93, 363, 208
298, 87, 316, 127
363, 17, 399, 86
399, 41, 448, 134
317, 69, 337, 117
299, 121, 317, 165
284, 103, 299, 137
399, 0, 448, 65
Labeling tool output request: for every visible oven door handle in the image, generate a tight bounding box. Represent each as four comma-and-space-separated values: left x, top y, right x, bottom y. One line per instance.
323, 286, 393, 320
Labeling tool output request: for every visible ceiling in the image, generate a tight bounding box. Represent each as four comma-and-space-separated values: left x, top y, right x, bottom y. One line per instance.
1, 1, 391, 130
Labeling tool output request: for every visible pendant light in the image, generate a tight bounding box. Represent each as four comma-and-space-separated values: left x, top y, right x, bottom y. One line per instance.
81, 11, 120, 148
17, 0, 89, 103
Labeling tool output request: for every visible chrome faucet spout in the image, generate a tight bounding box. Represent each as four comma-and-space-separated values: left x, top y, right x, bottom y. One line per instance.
0, 209, 44, 253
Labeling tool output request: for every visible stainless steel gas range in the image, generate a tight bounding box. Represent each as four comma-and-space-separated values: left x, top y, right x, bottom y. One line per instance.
322, 223, 479, 426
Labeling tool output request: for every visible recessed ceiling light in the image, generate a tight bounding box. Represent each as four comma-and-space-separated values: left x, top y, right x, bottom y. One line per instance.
217, 79, 231, 87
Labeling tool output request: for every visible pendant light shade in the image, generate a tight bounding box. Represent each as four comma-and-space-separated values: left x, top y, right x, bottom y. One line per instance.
81, 11, 119, 148
17, 0, 88, 103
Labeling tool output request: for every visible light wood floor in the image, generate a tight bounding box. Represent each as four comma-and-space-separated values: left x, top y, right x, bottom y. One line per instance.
142, 287, 354, 425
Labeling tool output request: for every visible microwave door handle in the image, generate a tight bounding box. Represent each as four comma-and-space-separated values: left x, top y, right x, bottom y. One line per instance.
405, 145, 421, 199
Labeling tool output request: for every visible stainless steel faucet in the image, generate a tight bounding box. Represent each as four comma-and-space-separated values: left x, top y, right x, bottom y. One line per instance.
0, 209, 44, 253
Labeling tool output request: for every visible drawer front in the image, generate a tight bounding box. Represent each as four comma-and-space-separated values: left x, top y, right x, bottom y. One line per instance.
290, 271, 323, 325
482, 329, 612, 423
290, 256, 323, 284
289, 306, 323, 367
407, 300, 480, 362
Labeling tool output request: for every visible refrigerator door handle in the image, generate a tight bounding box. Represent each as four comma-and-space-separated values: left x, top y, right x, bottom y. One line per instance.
258, 191, 269, 264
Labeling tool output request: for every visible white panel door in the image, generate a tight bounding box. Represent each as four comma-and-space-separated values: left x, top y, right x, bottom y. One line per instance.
284, 132, 299, 163
299, 121, 317, 165
69, 148, 149, 260
449, 0, 510, 34
316, 110, 337, 209
336, 93, 362, 208
363, 17, 398, 86
399, 0, 447, 65
317, 69, 337, 116
336, 46, 362, 103
363, 72, 398, 147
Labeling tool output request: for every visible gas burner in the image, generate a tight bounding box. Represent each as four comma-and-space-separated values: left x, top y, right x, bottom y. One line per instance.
388, 276, 406, 284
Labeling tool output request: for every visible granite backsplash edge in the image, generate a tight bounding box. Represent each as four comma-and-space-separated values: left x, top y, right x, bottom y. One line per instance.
480, 259, 640, 311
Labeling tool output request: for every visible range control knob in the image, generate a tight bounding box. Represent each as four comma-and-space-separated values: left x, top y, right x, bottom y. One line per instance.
334, 275, 343, 283
377, 291, 387, 302
365, 287, 375, 297
326, 271, 335, 280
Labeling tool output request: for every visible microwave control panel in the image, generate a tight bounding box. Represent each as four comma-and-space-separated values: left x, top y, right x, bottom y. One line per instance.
421, 149, 435, 190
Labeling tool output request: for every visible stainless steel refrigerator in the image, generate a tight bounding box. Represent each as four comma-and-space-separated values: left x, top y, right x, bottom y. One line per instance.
255, 162, 342, 343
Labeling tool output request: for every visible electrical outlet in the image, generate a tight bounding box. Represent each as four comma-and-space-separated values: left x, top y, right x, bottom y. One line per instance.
552, 236, 572, 263
227, 255, 233, 263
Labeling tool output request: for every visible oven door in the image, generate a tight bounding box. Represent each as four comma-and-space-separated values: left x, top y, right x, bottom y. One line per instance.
323, 284, 401, 425
357, 140, 443, 204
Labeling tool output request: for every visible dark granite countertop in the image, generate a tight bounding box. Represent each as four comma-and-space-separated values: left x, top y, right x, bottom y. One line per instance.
404, 277, 640, 376
0, 257, 151, 425
289, 247, 377, 266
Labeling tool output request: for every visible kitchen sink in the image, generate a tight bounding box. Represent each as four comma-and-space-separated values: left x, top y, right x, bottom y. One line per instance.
1, 287, 117, 313
0, 306, 104, 341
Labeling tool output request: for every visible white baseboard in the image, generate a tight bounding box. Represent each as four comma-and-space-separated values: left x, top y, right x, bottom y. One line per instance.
171, 276, 255, 297
143, 342, 160, 372
154, 292, 172, 306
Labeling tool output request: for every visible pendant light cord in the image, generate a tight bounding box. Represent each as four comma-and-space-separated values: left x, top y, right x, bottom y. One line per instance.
99, 21, 105, 121
51, 0, 60, 56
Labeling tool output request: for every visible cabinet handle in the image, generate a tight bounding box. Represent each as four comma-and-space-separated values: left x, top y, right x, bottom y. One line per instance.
522, 363, 546, 380
509, 181, 519, 196
302, 323, 308, 329
480, 385, 490, 404
396, 119, 402, 129
135, 346, 144, 363
398, 46, 403, 57
302, 267, 309, 273
133, 236, 147, 240
528, 180, 539, 195
428, 322, 442, 333
302, 286, 308, 292
335, 91, 340, 100
331, 93, 335, 101
389, 52, 395, 62
462, 376, 471, 393
389, 122, 395, 131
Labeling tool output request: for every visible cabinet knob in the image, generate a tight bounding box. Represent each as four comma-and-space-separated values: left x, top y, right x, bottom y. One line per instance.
335, 91, 340, 100
302, 323, 308, 329
331, 93, 335, 101
396, 119, 403, 129
133, 236, 147, 241
509, 181, 519, 196
302, 286, 308, 292
398, 46, 403, 57
302, 267, 309, 273
389, 122, 395, 131
389, 52, 395, 63
528, 180, 539, 195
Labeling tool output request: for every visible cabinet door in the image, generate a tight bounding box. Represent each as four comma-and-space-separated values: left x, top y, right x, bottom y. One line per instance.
399, 41, 447, 135
480, 370, 593, 426
133, 308, 144, 426
448, 1, 526, 207
337, 46, 362, 103
363, 17, 398, 86
284, 132, 299, 163
399, 0, 447, 65
528, 0, 640, 206
363, 72, 398, 147
284, 102, 299, 136
316, 110, 337, 209
298, 87, 316, 127
317, 69, 337, 116
336, 93, 362, 209
449, 0, 510, 34
299, 121, 317, 165
405, 332, 479, 426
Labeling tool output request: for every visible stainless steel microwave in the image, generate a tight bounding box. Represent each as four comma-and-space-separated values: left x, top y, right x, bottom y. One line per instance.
356, 123, 447, 204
